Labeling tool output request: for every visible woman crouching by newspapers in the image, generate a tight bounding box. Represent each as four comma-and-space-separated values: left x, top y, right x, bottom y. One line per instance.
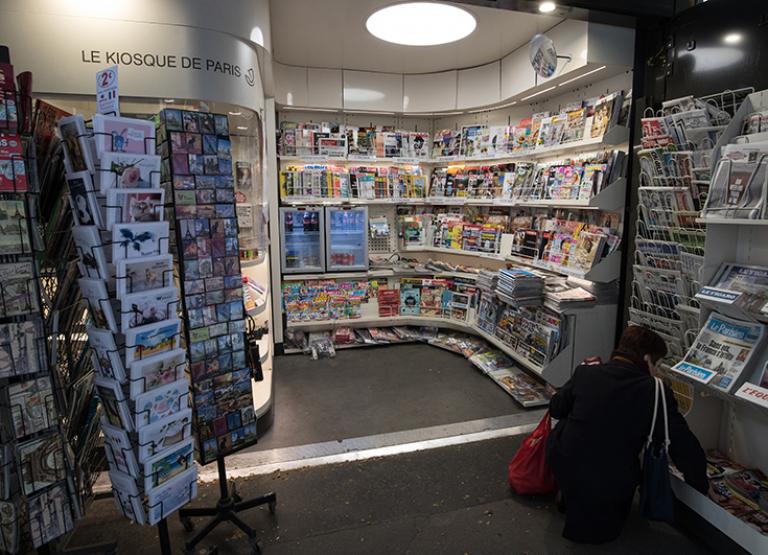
545, 325, 708, 544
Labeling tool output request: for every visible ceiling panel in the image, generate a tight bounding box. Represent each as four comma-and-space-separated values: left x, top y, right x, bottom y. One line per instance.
270, 0, 561, 74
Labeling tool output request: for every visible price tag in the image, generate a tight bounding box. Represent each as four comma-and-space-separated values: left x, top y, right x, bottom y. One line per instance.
96, 65, 120, 116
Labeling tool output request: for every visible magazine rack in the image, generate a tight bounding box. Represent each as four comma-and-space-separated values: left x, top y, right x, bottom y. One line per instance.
178, 456, 276, 555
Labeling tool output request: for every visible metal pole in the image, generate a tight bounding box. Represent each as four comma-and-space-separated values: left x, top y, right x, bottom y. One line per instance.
158, 518, 172, 555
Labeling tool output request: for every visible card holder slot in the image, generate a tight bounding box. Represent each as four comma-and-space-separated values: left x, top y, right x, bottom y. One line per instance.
124, 328, 183, 363
135, 416, 193, 457
131, 388, 190, 424
7, 391, 58, 440
0, 275, 39, 317
128, 359, 187, 396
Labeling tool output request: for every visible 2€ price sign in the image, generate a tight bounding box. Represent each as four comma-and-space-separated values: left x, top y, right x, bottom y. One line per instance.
96, 65, 120, 116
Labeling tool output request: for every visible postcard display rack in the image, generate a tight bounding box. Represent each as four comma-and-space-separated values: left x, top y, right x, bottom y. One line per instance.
650, 89, 768, 554
275, 90, 631, 392
159, 108, 276, 555
58, 107, 203, 546
0, 55, 83, 553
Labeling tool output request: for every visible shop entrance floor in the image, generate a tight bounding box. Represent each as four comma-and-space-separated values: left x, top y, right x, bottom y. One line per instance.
253, 343, 528, 452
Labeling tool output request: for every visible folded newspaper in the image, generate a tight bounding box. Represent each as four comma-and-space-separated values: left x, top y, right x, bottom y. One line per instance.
672, 312, 765, 392
696, 262, 768, 318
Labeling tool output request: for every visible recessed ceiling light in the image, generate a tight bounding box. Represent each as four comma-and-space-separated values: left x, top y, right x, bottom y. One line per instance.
366, 2, 476, 46
539, 2, 557, 13
228, 111, 242, 116
236, 126, 248, 130
164, 99, 175, 103
723, 32, 742, 45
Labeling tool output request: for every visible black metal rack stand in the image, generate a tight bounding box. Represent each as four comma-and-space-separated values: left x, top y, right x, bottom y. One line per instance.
179, 457, 276, 554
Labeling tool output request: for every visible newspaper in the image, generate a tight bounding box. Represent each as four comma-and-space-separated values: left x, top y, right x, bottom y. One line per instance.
672, 312, 765, 392
696, 262, 768, 316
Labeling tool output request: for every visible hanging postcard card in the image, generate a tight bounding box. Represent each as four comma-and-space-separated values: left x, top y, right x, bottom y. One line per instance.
92, 114, 156, 156
97, 152, 161, 193
115, 254, 174, 299
137, 408, 192, 463
67, 171, 102, 227
112, 221, 170, 262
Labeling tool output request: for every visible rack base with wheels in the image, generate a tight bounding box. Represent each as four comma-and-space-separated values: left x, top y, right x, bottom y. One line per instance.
179, 457, 277, 555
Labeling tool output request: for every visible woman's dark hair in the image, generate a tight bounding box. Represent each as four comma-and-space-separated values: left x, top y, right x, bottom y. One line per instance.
616, 325, 668, 363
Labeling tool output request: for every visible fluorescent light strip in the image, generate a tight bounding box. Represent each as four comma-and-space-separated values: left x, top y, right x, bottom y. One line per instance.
557, 65, 607, 87
433, 111, 464, 116
520, 85, 557, 101
344, 109, 397, 115
280, 106, 340, 113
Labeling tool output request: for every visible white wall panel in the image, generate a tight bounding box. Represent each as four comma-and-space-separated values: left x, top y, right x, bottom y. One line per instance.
457, 61, 500, 109
403, 71, 457, 113
587, 23, 636, 68
274, 63, 307, 107
308, 68, 343, 109
343, 70, 403, 112
501, 48, 536, 100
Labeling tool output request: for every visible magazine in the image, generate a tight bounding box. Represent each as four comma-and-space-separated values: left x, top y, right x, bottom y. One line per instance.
672, 312, 765, 392
703, 158, 768, 219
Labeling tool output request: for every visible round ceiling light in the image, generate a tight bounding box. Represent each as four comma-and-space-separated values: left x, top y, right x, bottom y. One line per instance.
366, 2, 477, 46
539, 2, 557, 13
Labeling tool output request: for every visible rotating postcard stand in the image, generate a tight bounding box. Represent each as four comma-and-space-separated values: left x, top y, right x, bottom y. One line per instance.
158, 108, 276, 555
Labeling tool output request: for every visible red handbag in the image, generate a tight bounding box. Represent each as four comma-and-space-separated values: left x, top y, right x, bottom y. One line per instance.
508, 411, 558, 495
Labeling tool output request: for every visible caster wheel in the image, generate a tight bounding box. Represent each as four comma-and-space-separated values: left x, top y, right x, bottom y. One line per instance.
249, 538, 262, 554
268, 500, 277, 515
180, 516, 195, 532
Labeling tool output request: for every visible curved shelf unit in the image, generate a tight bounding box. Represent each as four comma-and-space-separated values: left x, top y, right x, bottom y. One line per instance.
284, 314, 578, 387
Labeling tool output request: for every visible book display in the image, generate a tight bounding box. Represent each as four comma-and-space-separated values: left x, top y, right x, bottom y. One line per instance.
159, 108, 258, 465
61, 109, 198, 527
0, 53, 82, 553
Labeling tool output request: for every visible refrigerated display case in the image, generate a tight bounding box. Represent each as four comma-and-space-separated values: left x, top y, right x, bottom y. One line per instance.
280, 207, 325, 273
325, 206, 369, 272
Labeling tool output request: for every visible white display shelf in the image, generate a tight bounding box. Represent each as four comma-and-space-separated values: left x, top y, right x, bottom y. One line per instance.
284, 314, 575, 386
401, 246, 506, 262
277, 126, 629, 167
696, 217, 768, 226
670, 476, 768, 554
662, 367, 768, 418
281, 268, 479, 281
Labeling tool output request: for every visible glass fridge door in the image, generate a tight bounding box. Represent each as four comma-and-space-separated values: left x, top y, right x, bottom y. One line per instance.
325, 206, 369, 271
280, 207, 325, 273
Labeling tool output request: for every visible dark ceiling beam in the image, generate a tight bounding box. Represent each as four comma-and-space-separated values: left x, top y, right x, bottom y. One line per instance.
451, 0, 681, 26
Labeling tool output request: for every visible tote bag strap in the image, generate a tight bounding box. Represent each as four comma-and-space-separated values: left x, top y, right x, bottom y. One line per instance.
646, 377, 671, 451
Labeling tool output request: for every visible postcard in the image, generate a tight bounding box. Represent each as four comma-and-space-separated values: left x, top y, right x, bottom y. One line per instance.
133, 377, 189, 429
101, 420, 140, 478
120, 286, 178, 332
163, 109, 183, 132
0, 261, 38, 317
28, 483, 74, 548
95, 376, 134, 431
115, 254, 174, 299
124, 318, 180, 366
143, 438, 194, 492
17, 433, 67, 495
0, 321, 45, 379
8, 377, 56, 439
72, 225, 110, 280
87, 326, 126, 382
0, 200, 31, 255
112, 221, 169, 262
0, 132, 28, 192
93, 114, 156, 156
109, 468, 145, 525
106, 188, 164, 229
67, 171, 102, 228
137, 408, 192, 463
97, 152, 161, 193
79, 277, 119, 333
0, 500, 19, 553
146, 466, 197, 526
128, 348, 186, 398
58, 115, 96, 173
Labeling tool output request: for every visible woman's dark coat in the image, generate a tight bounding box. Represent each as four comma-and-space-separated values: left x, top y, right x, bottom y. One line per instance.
546, 356, 709, 544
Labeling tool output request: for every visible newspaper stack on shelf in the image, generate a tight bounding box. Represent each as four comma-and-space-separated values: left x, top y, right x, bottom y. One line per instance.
61, 111, 197, 527
672, 312, 765, 393
475, 269, 497, 295
544, 282, 597, 311
495, 268, 544, 307
468, 349, 550, 407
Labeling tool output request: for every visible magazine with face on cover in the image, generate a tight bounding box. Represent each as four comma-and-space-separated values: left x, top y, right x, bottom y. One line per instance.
672, 312, 765, 392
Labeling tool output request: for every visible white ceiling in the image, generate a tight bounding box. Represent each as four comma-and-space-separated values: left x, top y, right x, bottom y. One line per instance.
270, 0, 562, 74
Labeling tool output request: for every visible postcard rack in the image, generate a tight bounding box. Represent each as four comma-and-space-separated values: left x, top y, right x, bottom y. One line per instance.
0, 68, 85, 552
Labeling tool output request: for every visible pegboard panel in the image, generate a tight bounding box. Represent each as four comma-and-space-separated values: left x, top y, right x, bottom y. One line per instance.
367, 204, 398, 256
